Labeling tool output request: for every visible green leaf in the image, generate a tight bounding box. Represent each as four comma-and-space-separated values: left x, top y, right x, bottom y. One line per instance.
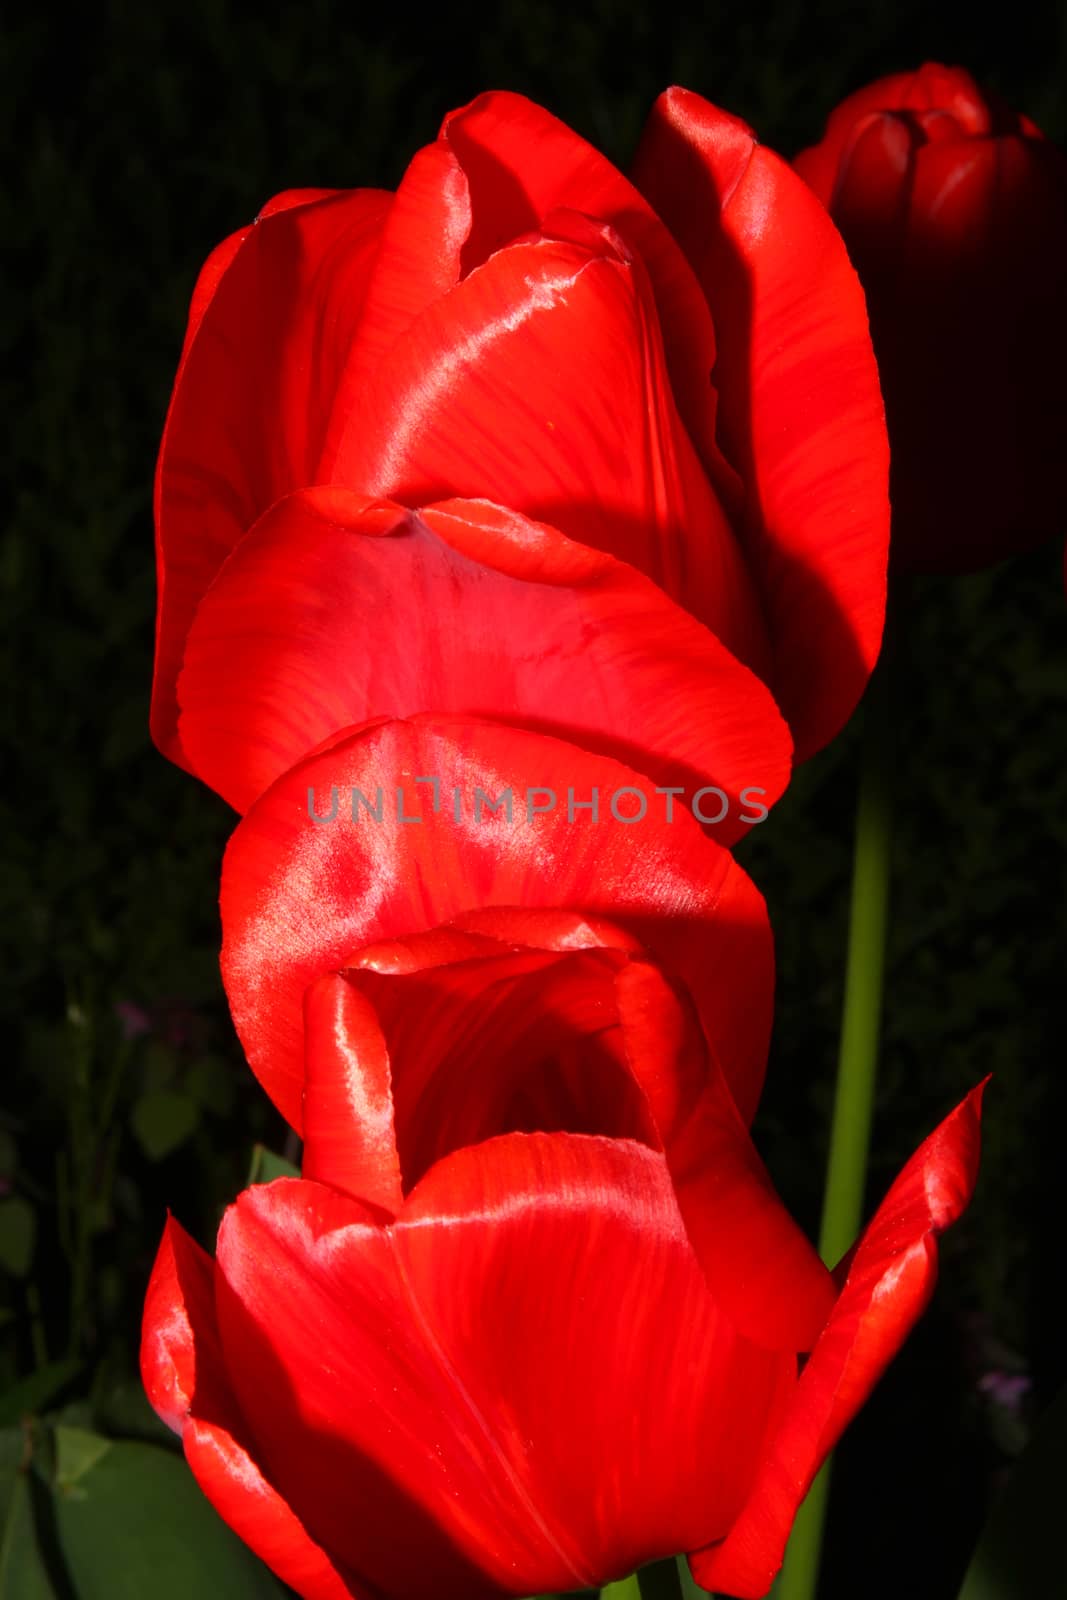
130, 1090, 199, 1161
246, 1144, 299, 1185
0, 1363, 81, 1428
0, 1198, 35, 1279
53, 1428, 111, 1494
47, 1433, 286, 1597
958, 1380, 1067, 1599
674, 1556, 704, 1598
0, 1428, 59, 1598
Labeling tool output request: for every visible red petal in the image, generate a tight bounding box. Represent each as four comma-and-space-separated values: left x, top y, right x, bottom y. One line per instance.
302, 972, 404, 1214
341, 947, 653, 1192
794, 70, 1064, 573
802, 112, 916, 246
219, 717, 774, 1132
793, 67, 999, 201
451, 890, 784, 1140
141, 1214, 219, 1434
342, 922, 514, 973
317, 144, 471, 472
905, 137, 1003, 251
183, 1419, 362, 1600
793, 67, 1023, 199
152, 187, 391, 762
301, 927, 824, 1350
257, 188, 348, 217
325, 225, 768, 676
215, 1140, 792, 1597
175, 490, 403, 812
176, 487, 790, 824
877, 135, 1067, 571
448, 905, 644, 958
616, 962, 834, 1352
441, 90, 727, 473
140, 1217, 358, 1599
633, 88, 889, 759
692, 1084, 985, 1598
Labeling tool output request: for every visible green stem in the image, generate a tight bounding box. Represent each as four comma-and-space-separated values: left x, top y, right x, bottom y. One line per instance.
778, 640, 895, 1600
777, 1465, 830, 1600
600, 1578, 642, 1600
819, 648, 894, 1266
26, 1283, 48, 1370
599, 1558, 684, 1600
62, 997, 131, 1359
673, 1555, 704, 1598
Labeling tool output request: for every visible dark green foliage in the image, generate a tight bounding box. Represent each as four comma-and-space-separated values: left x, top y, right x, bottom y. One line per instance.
0, 1418, 287, 1597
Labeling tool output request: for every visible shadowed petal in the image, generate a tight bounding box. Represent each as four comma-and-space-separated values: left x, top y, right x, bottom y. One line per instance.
140, 1217, 361, 1600
616, 962, 834, 1353
633, 88, 889, 759
691, 1084, 985, 1597
338, 946, 652, 1192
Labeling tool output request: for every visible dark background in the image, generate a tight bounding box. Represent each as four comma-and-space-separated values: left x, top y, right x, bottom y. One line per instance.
3, 1, 1065, 1596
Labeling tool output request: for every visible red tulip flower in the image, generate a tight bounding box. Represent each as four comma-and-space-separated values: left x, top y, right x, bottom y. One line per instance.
143, 720, 981, 1599
795, 63, 1067, 573
152, 89, 888, 815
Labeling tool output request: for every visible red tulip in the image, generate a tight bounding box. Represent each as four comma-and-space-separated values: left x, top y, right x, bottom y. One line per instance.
794, 63, 1067, 573
142, 885, 983, 1598
152, 89, 888, 810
